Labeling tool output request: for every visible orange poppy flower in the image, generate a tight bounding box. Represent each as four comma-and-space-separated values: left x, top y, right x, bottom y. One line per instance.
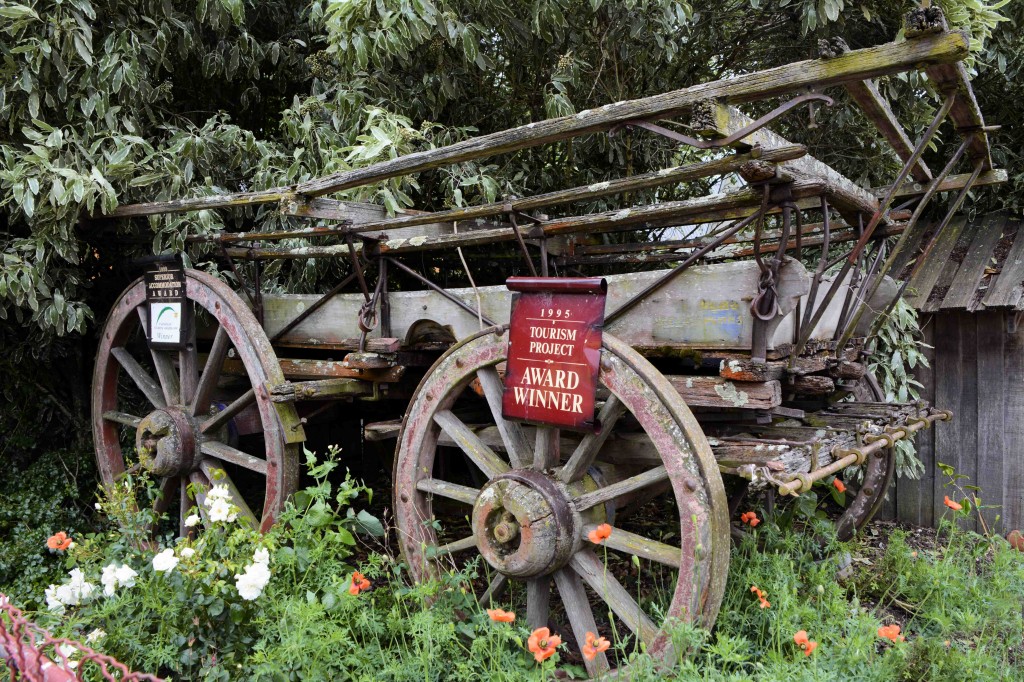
750, 586, 771, 609
582, 631, 611, 661
487, 608, 516, 623
46, 532, 72, 551
587, 523, 612, 544
527, 627, 562, 663
793, 630, 818, 656
832, 478, 846, 493
740, 511, 760, 527
944, 495, 962, 511
348, 571, 371, 595
877, 624, 905, 642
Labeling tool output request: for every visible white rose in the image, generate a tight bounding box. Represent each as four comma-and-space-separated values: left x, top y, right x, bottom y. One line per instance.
45, 585, 65, 613
184, 514, 201, 528
94, 502, 102, 510
152, 548, 179, 573
57, 644, 79, 670
234, 561, 272, 601
114, 564, 138, 588
253, 547, 270, 565
85, 628, 106, 645
179, 547, 196, 559
207, 497, 237, 523
55, 584, 76, 607
101, 563, 119, 597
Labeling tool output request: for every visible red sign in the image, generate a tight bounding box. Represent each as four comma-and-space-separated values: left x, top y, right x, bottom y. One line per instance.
502, 277, 607, 432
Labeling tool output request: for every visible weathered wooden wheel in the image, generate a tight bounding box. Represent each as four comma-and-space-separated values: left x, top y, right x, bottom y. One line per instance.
394, 327, 729, 676
834, 371, 896, 540
91, 269, 299, 534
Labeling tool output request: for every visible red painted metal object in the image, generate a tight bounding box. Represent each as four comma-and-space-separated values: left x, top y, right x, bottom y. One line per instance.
0, 595, 162, 681
502, 277, 607, 432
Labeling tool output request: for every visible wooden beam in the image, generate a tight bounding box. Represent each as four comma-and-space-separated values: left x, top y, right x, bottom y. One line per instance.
872, 169, 1006, 199
704, 103, 881, 223
225, 179, 827, 260
104, 31, 968, 219
925, 62, 992, 170
103, 188, 294, 218
294, 32, 967, 198
845, 78, 932, 182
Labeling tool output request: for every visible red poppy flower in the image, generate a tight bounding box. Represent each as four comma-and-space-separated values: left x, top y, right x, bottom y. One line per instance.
46, 532, 72, 551
348, 571, 371, 595
587, 523, 612, 544
877, 624, 905, 642
740, 511, 760, 527
527, 627, 562, 663
832, 478, 846, 493
944, 495, 962, 511
794, 630, 818, 656
582, 631, 611, 661
487, 608, 515, 623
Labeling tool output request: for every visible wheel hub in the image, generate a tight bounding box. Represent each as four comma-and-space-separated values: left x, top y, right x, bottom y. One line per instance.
471, 469, 581, 579
135, 407, 201, 477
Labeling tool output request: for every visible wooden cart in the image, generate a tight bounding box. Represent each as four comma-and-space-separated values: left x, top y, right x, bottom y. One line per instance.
89, 9, 1001, 676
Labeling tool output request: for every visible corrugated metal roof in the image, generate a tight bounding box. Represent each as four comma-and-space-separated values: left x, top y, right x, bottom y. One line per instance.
902, 212, 1024, 312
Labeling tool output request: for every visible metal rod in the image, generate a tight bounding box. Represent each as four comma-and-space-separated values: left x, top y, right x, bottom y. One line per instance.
835, 133, 972, 346
385, 257, 498, 327
790, 93, 956, 358
604, 208, 767, 326
508, 211, 538, 277
800, 197, 831, 333
269, 271, 359, 344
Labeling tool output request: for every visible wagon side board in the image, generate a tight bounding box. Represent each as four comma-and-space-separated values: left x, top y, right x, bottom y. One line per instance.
260, 259, 811, 351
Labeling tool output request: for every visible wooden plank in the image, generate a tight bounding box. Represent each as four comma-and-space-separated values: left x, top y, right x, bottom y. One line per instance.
924, 60, 992, 170
921, 222, 977, 313
283, 146, 807, 235
262, 259, 810, 349
904, 216, 967, 309
221, 356, 404, 382
940, 213, 1007, 310
845, 78, 931, 182
873, 169, 1006, 199
930, 312, 961, 527
295, 32, 967, 197
665, 376, 782, 410
1003, 314, 1024, 530
974, 312, 1005, 532
225, 179, 828, 260
714, 104, 880, 221
981, 218, 1024, 308
887, 216, 931, 279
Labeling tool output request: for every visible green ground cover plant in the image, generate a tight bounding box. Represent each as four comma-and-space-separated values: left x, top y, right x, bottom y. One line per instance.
4, 448, 1021, 681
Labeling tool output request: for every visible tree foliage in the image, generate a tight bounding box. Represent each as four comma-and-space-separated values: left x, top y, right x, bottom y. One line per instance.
0, 0, 1017, 445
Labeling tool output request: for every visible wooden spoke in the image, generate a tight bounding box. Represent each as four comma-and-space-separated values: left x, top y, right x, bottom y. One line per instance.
573, 465, 669, 512
201, 388, 256, 433
149, 475, 179, 536
136, 306, 180, 405
559, 394, 626, 483
426, 535, 477, 558
200, 440, 268, 475
179, 326, 199, 406
188, 470, 211, 524
111, 347, 166, 408
190, 326, 230, 417
416, 478, 480, 505
476, 367, 531, 468
533, 426, 560, 471
553, 568, 610, 676
433, 410, 510, 479
102, 411, 142, 428
570, 549, 660, 649
527, 577, 551, 631
581, 523, 681, 568
479, 573, 508, 607
198, 459, 259, 528
180, 479, 194, 539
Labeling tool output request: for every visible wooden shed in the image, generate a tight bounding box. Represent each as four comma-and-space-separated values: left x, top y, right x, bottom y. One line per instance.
885, 211, 1024, 532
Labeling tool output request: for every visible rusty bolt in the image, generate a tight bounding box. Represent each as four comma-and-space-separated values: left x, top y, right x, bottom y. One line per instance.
684, 477, 699, 492
863, 487, 874, 497
492, 519, 520, 544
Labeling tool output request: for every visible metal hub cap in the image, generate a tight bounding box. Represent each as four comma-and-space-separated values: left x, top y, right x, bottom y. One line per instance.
135, 407, 200, 477
471, 469, 581, 578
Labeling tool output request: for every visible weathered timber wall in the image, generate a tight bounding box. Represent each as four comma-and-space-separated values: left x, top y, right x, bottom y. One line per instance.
882, 310, 1024, 533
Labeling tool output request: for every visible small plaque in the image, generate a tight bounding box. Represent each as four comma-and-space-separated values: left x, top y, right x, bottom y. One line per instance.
144, 263, 189, 349
502, 277, 607, 432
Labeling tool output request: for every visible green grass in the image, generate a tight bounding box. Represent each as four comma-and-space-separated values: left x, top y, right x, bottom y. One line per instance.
3, 451, 1022, 681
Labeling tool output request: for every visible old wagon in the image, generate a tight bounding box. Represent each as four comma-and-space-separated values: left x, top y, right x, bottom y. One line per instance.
87, 8, 1001, 676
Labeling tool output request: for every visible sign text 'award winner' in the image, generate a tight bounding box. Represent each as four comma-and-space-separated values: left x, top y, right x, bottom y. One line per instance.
501, 277, 607, 432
